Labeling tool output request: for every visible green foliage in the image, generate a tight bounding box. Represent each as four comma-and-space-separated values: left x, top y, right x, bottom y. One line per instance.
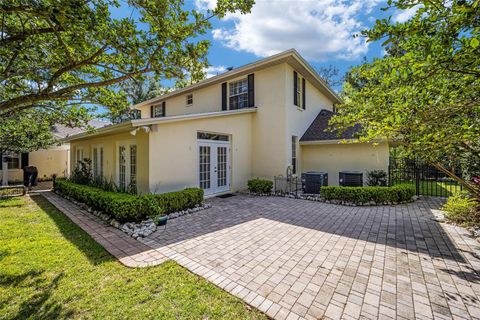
145, 188, 204, 214
53, 178, 162, 222
442, 191, 479, 225
71, 159, 93, 185
332, 0, 480, 200
0, 0, 254, 151
366, 170, 388, 186
54, 179, 203, 221
320, 184, 415, 204
248, 178, 273, 194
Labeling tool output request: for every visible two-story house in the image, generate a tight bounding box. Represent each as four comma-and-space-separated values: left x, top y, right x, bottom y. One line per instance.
66, 49, 389, 196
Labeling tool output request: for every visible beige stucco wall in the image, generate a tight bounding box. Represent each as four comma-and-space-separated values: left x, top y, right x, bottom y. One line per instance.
136, 83, 222, 118
0, 145, 70, 183
250, 64, 289, 179
301, 142, 390, 186
29, 144, 70, 179
284, 64, 335, 175
70, 130, 150, 194
149, 112, 253, 193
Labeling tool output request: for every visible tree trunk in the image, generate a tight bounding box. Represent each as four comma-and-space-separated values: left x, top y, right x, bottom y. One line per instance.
431, 162, 480, 200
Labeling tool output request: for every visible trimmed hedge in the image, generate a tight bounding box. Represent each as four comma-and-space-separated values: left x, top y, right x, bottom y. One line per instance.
248, 178, 273, 194
54, 179, 161, 222
145, 188, 204, 214
54, 179, 204, 222
320, 184, 415, 204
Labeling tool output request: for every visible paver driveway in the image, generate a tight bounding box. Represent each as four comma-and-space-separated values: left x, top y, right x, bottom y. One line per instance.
142, 195, 480, 320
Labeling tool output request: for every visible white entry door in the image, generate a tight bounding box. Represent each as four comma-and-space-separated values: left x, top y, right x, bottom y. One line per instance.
198, 141, 230, 196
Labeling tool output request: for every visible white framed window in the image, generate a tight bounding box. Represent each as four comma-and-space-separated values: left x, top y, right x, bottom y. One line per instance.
92, 146, 104, 179
2, 152, 20, 169
186, 94, 193, 106
296, 74, 303, 108
117, 141, 137, 193
76, 147, 84, 164
229, 78, 248, 109
153, 104, 165, 117
291, 136, 297, 174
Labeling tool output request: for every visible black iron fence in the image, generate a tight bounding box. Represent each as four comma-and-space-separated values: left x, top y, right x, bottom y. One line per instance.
389, 157, 462, 197
274, 175, 302, 196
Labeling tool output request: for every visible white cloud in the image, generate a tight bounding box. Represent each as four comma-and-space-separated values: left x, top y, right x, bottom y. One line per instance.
204, 65, 227, 78
392, 5, 421, 23
197, 0, 383, 62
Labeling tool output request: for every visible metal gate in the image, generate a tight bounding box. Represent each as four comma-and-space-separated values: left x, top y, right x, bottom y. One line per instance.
388, 157, 462, 197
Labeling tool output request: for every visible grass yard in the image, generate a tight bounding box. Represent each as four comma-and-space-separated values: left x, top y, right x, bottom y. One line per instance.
391, 180, 462, 197
0, 195, 266, 320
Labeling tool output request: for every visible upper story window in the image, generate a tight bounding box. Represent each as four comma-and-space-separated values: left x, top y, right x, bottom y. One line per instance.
293, 71, 306, 110
186, 94, 193, 106
229, 78, 248, 110
152, 102, 165, 118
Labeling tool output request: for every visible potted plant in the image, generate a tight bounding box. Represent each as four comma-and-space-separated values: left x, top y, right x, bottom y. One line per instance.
153, 215, 168, 227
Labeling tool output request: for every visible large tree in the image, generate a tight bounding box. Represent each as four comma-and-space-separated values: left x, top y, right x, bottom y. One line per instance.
0, 0, 253, 150
331, 0, 480, 198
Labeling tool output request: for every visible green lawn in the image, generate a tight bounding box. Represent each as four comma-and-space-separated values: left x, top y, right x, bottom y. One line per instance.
391, 180, 462, 197
0, 196, 266, 320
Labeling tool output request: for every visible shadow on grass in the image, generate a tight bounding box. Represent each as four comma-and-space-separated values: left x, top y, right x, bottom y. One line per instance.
12, 272, 74, 320
30, 195, 115, 266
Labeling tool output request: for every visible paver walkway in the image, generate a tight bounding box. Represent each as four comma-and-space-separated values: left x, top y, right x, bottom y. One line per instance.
42, 191, 480, 320
42, 192, 167, 267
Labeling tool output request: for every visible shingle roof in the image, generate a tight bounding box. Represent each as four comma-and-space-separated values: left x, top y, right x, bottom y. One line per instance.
300, 109, 361, 142
52, 120, 110, 139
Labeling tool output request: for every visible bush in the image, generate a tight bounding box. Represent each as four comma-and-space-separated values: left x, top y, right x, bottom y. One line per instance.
54, 179, 203, 221
248, 178, 273, 194
145, 188, 204, 214
442, 192, 479, 225
320, 184, 415, 204
54, 179, 163, 222
366, 170, 387, 186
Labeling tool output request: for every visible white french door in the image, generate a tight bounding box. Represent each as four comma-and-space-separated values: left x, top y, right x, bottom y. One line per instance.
198, 140, 230, 196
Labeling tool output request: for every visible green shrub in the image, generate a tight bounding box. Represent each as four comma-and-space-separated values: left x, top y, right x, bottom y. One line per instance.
54, 179, 163, 222
54, 180, 204, 220
320, 184, 415, 204
442, 192, 479, 225
366, 170, 388, 186
248, 178, 273, 194
145, 188, 204, 214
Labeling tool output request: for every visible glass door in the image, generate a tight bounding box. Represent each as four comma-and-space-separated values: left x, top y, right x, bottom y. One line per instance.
198, 141, 230, 196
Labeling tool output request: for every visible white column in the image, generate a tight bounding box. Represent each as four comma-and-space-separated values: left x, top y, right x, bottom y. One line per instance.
2, 160, 8, 186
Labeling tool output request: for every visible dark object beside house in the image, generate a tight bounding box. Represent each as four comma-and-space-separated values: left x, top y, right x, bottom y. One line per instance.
339, 171, 363, 187
23, 166, 38, 188
303, 172, 328, 194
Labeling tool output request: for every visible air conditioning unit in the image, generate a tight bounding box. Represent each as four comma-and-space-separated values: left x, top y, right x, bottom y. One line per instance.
339, 171, 363, 187
302, 171, 328, 194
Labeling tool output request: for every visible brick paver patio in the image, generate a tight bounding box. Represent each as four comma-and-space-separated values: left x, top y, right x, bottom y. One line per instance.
43, 192, 480, 320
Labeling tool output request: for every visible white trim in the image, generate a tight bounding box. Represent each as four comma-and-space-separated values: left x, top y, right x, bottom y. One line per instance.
197, 139, 231, 196
299, 139, 387, 145
132, 108, 257, 126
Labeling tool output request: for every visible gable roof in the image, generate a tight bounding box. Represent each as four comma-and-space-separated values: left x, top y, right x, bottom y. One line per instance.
52, 120, 110, 139
300, 109, 361, 142
132, 49, 341, 110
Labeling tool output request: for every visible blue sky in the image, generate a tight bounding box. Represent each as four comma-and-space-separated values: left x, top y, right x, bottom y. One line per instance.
112, 0, 419, 91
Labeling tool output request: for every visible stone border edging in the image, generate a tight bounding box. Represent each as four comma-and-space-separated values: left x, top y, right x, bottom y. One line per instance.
54, 190, 212, 239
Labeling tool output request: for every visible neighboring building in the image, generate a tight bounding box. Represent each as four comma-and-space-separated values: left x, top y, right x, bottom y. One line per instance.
66, 49, 389, 196
0, 121, 107, 185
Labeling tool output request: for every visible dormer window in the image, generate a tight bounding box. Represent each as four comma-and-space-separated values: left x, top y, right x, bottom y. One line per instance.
186, 94, 193, 106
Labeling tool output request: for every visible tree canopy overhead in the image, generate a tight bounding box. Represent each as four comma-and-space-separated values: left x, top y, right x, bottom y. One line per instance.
0, 0, 254, 152
332, 0, 479, 197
